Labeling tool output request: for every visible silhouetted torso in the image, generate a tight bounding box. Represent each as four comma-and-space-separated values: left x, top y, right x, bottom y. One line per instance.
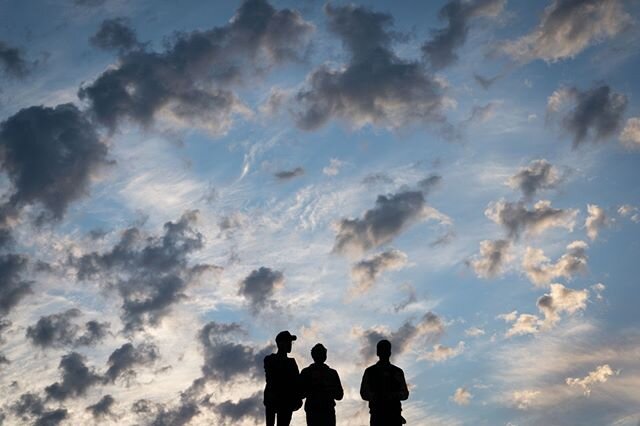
360, 360, 409, 426
264, 353, 300, 410
300, 362, 343, 425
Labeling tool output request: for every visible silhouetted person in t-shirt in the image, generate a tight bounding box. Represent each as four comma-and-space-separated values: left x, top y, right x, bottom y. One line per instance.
360, 339, 409, 426
300, 343, 343, 426
264, 331, 302, 426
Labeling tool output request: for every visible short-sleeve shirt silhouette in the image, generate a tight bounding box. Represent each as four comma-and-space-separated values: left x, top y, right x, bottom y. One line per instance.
360, 361, 409, 420
299, 363, 343, 412
264, 353, 301, 411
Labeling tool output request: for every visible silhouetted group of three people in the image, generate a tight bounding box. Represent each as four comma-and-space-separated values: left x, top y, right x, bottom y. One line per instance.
264, 331, 409, 426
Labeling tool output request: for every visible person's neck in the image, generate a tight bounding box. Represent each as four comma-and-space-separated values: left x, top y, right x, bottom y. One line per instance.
378, 358, 391, 365
276, 350, 288, 357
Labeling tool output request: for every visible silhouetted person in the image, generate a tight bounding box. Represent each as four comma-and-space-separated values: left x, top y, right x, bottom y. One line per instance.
360, 340, 409, 426
264, 330, 302, 426
300, 343, 343, 426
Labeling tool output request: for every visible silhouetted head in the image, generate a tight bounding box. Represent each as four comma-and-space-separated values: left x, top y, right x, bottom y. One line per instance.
311, 343, 327, 364
275, 330, 297, 353
376, 339, 392, 361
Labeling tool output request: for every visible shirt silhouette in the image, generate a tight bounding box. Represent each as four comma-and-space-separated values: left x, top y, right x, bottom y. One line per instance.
264, 331, 302, 426
360, 339, 409, 426
300, 343, 343, 426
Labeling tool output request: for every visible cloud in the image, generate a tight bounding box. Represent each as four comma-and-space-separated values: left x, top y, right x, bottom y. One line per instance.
469, 239, 512, 278
274, 167, 304, 181
144, 398, 200, 426
0, 254, 31, 316
322, 158, 344, 176
566, 364, 616, 395
105, 342, 159, 383
507, 159, 564, 200
522, 241, 588, 287
0, 40, 31, 78
422, 0, 506, 70
79, 0, 313, 133
420, 341, 465, 362
585, 204, 609, 241
86, 395, 115, 419
500, 0, 631, 63
74, 211, 220, 331
468, 102, 499, 123
618, 204, 640, 223
333, 189, 449, 257
238, 267, 284, 314
537, 283, 589, 327
11, 393, 68, 425
214, 392, 262, 424
465, 327, 485, 337
359, 312, 444, 360
511, 389, 541, 409
620, 117, 640, 149
197, 321, 271, 383
90, 18, 140, 52
547, 84, 627, 147
45, 352, 102, 401
293, 4, 449, 130
452, 387, 472, 405
485, 199, 578, 239
0, 103, 110, 224
26, 309, 109, 348
473, 73, 500, 90
350, 249, 408, 294
503, 313, 541, 337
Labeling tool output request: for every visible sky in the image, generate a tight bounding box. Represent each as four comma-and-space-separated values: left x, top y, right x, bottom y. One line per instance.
1, 0, 640, 425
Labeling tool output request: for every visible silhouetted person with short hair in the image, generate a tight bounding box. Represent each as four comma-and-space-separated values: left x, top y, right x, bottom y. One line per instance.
300, 343, 344, 426
360, 339, 409, 426
264, 331, 302, 426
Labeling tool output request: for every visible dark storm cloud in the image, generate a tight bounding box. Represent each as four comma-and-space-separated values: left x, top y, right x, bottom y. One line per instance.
79, 0, 313, 131
86, 395, 115, 418
90, 18, 140, 53
360, 312, 444, 360
44, 352, 102, 401
350, 249, 407, 294
25, 309, 110, 348
417, 174, 442, 195
0, 103, 110, 224
215, 392, 262, 424
485, 200, 577, 239
105, 342, 159, 382
148, 400, 199, 426
34, 409, 68, 426
0, 254, 31, 316
333, 188, 447, 257
422, 0, 506, 70
238, 267, 284, 313
0, 40, 31, 78
274, 167, 304, 181
74, 211, 220, 331
198, 321, 272, 383
293, 4, 448, 131
507, 159, 564, 199
548, 84, 627, 147
11, 393, 68, 426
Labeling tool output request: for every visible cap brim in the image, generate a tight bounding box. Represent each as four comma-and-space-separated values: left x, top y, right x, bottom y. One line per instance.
290, 335, 297, 341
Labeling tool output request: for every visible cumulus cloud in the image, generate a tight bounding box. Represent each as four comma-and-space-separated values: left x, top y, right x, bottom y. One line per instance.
11, 393, 68, 425
511, 389, 541, 410
507, 159, 564, 200
452, 387, 472, 405
293, 4, 449, 130
274, 167, 304, 181
86, 395, 115, 419
522, 241, 588, 287
546, 84, 627, 147
566, 364, 616, 395
469, 239, 512, 278
0, 254, 31, 316
422, 0, 506, 70
350, 249, 408, 294
322, 158, 344, 176
465, 327, 485, 337
45, 352, 102, 401
75, 211, 220, 331
79, 0, 313, 133
90, 18, 140, 52
420, 341, 465, 362
485, 199, 578, 239
214, 392, 262, 424
537, 283, 589, 327
238, 267, 284, 314
105, 342, 159, 383
0, 103, 111, 224
26, 309, 110, 348
503, 313, 541, 338
0, 40, 32, 78
585, 204, 609, 241
620, 117, 640, 149
501, 0, 631, 63
618, 204, 640, 223
333, 189, 449, 257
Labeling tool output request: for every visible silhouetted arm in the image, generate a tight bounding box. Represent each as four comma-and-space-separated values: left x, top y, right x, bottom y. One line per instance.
360, 369, 373, 401
332, 369, 344, 401
396, 369, 409, 401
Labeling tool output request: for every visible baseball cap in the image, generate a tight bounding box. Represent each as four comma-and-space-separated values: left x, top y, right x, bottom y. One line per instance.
275, 330, 297, 343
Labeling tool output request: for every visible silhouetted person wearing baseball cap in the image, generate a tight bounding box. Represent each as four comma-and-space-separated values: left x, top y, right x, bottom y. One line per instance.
360, 339, 409, 426
264, 331, 302, 426
300, 343, 343, 426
